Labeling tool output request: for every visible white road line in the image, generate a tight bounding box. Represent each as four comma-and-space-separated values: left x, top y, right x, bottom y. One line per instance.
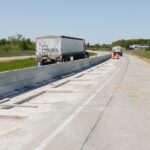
35, 64, 121, 150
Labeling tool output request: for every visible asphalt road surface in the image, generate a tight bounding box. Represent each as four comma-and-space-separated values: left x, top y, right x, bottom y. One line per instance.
87, 50, 110, 57
0, 54, 150, 150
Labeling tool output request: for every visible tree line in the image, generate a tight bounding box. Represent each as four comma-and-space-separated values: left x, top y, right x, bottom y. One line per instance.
0, 34, 150, 51
87, 43, 112, 51
0, 34, 35, 51
112, 39, 150, 49
88, 39, 150, 51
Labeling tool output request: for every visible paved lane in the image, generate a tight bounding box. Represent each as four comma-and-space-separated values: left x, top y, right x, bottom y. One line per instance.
0, 55, 150, 150
82, 55, 150, 150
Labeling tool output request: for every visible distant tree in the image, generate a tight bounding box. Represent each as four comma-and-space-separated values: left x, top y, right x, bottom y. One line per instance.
112, 39, 150, 49
0, 34, 35, 50
88, 43, 111, 51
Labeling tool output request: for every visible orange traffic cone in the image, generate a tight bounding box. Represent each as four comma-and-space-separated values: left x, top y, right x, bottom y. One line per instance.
112, 53, 115, 59
114, 53, 119, 59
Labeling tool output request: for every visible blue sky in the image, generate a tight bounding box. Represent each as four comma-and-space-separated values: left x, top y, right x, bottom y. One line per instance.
0, 0, 150, 44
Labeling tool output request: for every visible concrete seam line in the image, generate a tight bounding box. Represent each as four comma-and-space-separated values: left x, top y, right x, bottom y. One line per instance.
15, 91, 46, 105
1, 91, 46, 109
35, 64, 121, 150
0, 104, 38, 108
0, 98, 10, 104
52, 80, 71, 88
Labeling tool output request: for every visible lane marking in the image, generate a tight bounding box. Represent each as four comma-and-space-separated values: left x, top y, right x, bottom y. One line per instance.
35, 62, 121, 150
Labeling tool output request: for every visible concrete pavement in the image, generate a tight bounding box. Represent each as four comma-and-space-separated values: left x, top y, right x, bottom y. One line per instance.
82, 55, 150, 150
0, 55, 150, 150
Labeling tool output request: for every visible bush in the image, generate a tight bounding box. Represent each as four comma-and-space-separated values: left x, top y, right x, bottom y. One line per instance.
0, 34, 35, 51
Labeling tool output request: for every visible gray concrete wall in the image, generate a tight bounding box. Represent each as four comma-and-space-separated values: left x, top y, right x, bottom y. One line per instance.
0, 54, 111, 97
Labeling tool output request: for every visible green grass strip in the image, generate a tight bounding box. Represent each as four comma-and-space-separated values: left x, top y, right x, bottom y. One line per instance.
134, 50, 150, 59
0, 58, 36, 72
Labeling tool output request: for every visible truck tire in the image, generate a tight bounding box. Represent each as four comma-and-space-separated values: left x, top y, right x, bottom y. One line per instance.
41, 60, 46, 65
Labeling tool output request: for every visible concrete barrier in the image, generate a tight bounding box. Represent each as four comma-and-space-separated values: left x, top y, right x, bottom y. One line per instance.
0, 54, 111, 97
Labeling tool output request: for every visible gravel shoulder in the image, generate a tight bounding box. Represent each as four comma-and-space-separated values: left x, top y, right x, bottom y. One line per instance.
0, 56, 35, 62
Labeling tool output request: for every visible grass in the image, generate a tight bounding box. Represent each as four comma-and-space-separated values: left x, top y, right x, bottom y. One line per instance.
0, 58, 36, 72
88, 52, 97, 57
0, 52, 99, 72
0, 50, 35, 57
96, 48, 111, 51
133, 50, 150, 59
87, 48, 111, 51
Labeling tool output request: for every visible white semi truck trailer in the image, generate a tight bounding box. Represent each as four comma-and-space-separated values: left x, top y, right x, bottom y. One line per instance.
36, 35, 87, 65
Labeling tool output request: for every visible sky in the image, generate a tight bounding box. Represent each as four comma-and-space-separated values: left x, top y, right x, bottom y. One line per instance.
0, 0, 150, 44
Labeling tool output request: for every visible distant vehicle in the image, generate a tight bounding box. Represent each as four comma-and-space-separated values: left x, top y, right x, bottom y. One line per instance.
112, 46, 123, 56
36, 35, 87, 65
130, 44, 150, 49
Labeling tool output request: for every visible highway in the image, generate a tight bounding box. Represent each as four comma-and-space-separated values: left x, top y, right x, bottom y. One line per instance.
0, 50, 104, 62
0, 54, 150, 150
86, 50, 110, 57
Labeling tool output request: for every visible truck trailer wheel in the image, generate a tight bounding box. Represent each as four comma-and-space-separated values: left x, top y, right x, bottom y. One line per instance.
41, 60, 47, 65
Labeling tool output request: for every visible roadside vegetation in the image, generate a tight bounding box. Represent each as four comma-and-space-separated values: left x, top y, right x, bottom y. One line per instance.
88, 52, 97, 57
0, 34, 35, 51
0, 58, 36, 72
88, 39, 150, 51
130, 49, 150, 59
0, 34, 35, 57
112, 39, 150, 49
0, 50, 35, 57
87, 43, 111, 51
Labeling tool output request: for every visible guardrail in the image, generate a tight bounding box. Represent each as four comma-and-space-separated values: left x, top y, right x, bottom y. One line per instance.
0, 54, 111, 98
